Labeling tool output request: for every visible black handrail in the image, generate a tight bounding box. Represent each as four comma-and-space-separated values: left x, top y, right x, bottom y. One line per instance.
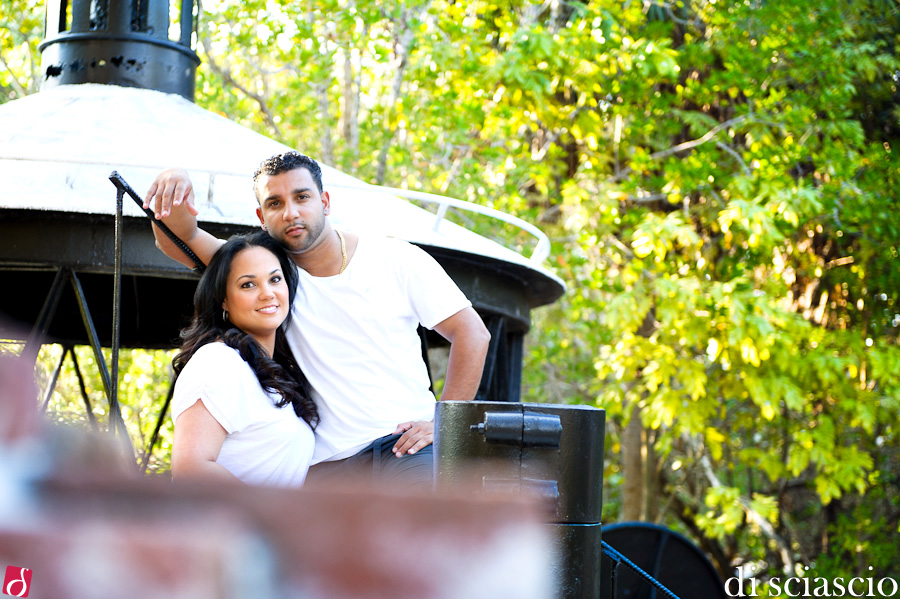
108, 171, 207, 272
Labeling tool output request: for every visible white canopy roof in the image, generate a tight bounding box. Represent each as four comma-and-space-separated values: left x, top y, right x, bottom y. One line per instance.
0, 83, 562, 294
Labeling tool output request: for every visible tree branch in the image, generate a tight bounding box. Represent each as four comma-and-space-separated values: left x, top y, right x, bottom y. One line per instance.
687, 434, 796, 574
667, 491, 734, 579
0, 53, 28, 98
338, 6, 364, 164
316, 81, 335, 166
612, 115, 750, 182
716, 141, 751, 176
201, 40, 284, 141
652, 115, 750, 160
375, 5, 427, 184
625, 192, 669, 204
532, 105, 588, 162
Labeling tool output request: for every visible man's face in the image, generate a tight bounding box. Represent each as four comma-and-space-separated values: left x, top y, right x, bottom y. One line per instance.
255, 168, 330, 255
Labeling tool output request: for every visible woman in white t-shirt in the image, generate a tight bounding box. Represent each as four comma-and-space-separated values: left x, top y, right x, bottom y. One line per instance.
170, 231, 318, 487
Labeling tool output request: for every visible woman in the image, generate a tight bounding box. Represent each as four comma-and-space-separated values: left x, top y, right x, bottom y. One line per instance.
170, 231, 318, 487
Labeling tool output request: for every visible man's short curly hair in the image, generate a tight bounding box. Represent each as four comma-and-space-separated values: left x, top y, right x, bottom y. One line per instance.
253, 151, 323, 195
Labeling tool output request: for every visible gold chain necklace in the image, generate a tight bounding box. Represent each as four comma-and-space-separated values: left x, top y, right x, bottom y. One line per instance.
336, 230, 347, 274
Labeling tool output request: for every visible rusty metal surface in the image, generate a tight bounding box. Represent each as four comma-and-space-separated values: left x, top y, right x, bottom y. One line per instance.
2, 457, 556, 599
21, 479, 556, 599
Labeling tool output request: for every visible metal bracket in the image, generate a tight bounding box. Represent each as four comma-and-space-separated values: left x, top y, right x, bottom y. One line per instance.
471, 411, 563, 448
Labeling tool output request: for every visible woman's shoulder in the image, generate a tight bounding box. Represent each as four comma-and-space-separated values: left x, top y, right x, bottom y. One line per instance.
191, 340, 238, 358
173, 342, 255, 410
172, 342, 257, 430
181, 341, 244, 373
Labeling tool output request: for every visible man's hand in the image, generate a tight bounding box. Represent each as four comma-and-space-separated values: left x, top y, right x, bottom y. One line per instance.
140, 168, 223, 269
391, 420, 434, 456
143, 168, 198, 220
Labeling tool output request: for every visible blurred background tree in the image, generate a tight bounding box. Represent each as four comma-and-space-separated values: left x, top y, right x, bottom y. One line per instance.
3, 0, 898, 583
1, 0, 43, 99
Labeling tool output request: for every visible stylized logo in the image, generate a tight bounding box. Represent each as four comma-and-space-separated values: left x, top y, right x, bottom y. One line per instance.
2, 566, 31, 598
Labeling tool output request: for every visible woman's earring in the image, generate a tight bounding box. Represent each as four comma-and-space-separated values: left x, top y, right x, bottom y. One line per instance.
262, 224, 268, 231
223, 309, 229, 322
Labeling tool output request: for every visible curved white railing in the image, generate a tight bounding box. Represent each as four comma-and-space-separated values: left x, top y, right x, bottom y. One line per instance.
327, 182, 551, 264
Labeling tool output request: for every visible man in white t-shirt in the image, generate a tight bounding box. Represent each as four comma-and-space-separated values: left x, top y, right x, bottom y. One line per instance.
144, 152, 491, 487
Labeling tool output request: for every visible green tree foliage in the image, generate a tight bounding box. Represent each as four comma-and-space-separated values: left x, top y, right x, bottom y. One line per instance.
0, 0, 43, 101
191, 0, 900, 580
4, 0, 899, 582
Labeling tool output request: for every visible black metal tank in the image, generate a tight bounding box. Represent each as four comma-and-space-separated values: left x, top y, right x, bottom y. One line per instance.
40, 0, 199, 99
435, 401, 606, 599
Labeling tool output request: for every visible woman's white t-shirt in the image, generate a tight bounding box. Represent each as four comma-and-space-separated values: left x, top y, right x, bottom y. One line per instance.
171, 342, 315, 487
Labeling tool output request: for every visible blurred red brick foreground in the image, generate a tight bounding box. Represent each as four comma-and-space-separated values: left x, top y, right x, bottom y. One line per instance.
0, 352, 554, 599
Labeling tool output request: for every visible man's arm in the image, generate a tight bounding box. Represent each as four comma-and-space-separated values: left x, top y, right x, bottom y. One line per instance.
142, 168, 224, 268
392, 306, 490, 457
432, 306, 491, 402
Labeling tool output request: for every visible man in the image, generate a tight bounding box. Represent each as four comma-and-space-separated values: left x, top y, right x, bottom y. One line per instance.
144, 152, 490, 487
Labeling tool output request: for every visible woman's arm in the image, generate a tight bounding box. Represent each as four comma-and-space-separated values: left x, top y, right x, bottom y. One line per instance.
171, 399, 242, 483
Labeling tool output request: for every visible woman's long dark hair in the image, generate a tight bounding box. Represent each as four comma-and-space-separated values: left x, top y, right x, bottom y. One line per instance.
173, 231, 318, 428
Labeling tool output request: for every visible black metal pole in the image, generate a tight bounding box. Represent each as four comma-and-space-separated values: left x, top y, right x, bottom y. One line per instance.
108, 171, 207, 272
70, 270, 135, 459
70, 346, 98, 430
70, 271, 112, 403
140, 378, 176, 473
610, 560, 619, 599
649, 534, 670, 599
41, 345, 69, 412
22, 267, 67, 368
112, 184, 124, 444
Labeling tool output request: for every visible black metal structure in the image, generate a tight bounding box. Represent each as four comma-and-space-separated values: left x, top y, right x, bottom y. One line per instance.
601, 523, 727, 599
109, 171, 207, 272
601, 541, 683, 599
435, 401, 608, 599
435, 401, 700, 599
40, 0, 200, 99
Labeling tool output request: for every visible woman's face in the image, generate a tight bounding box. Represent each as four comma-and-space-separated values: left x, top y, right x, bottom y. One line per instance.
221, 246, 290, 346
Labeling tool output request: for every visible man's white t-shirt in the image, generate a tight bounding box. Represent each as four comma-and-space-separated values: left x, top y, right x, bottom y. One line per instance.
285, 235, 472, 463
171, 342, 315, 487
